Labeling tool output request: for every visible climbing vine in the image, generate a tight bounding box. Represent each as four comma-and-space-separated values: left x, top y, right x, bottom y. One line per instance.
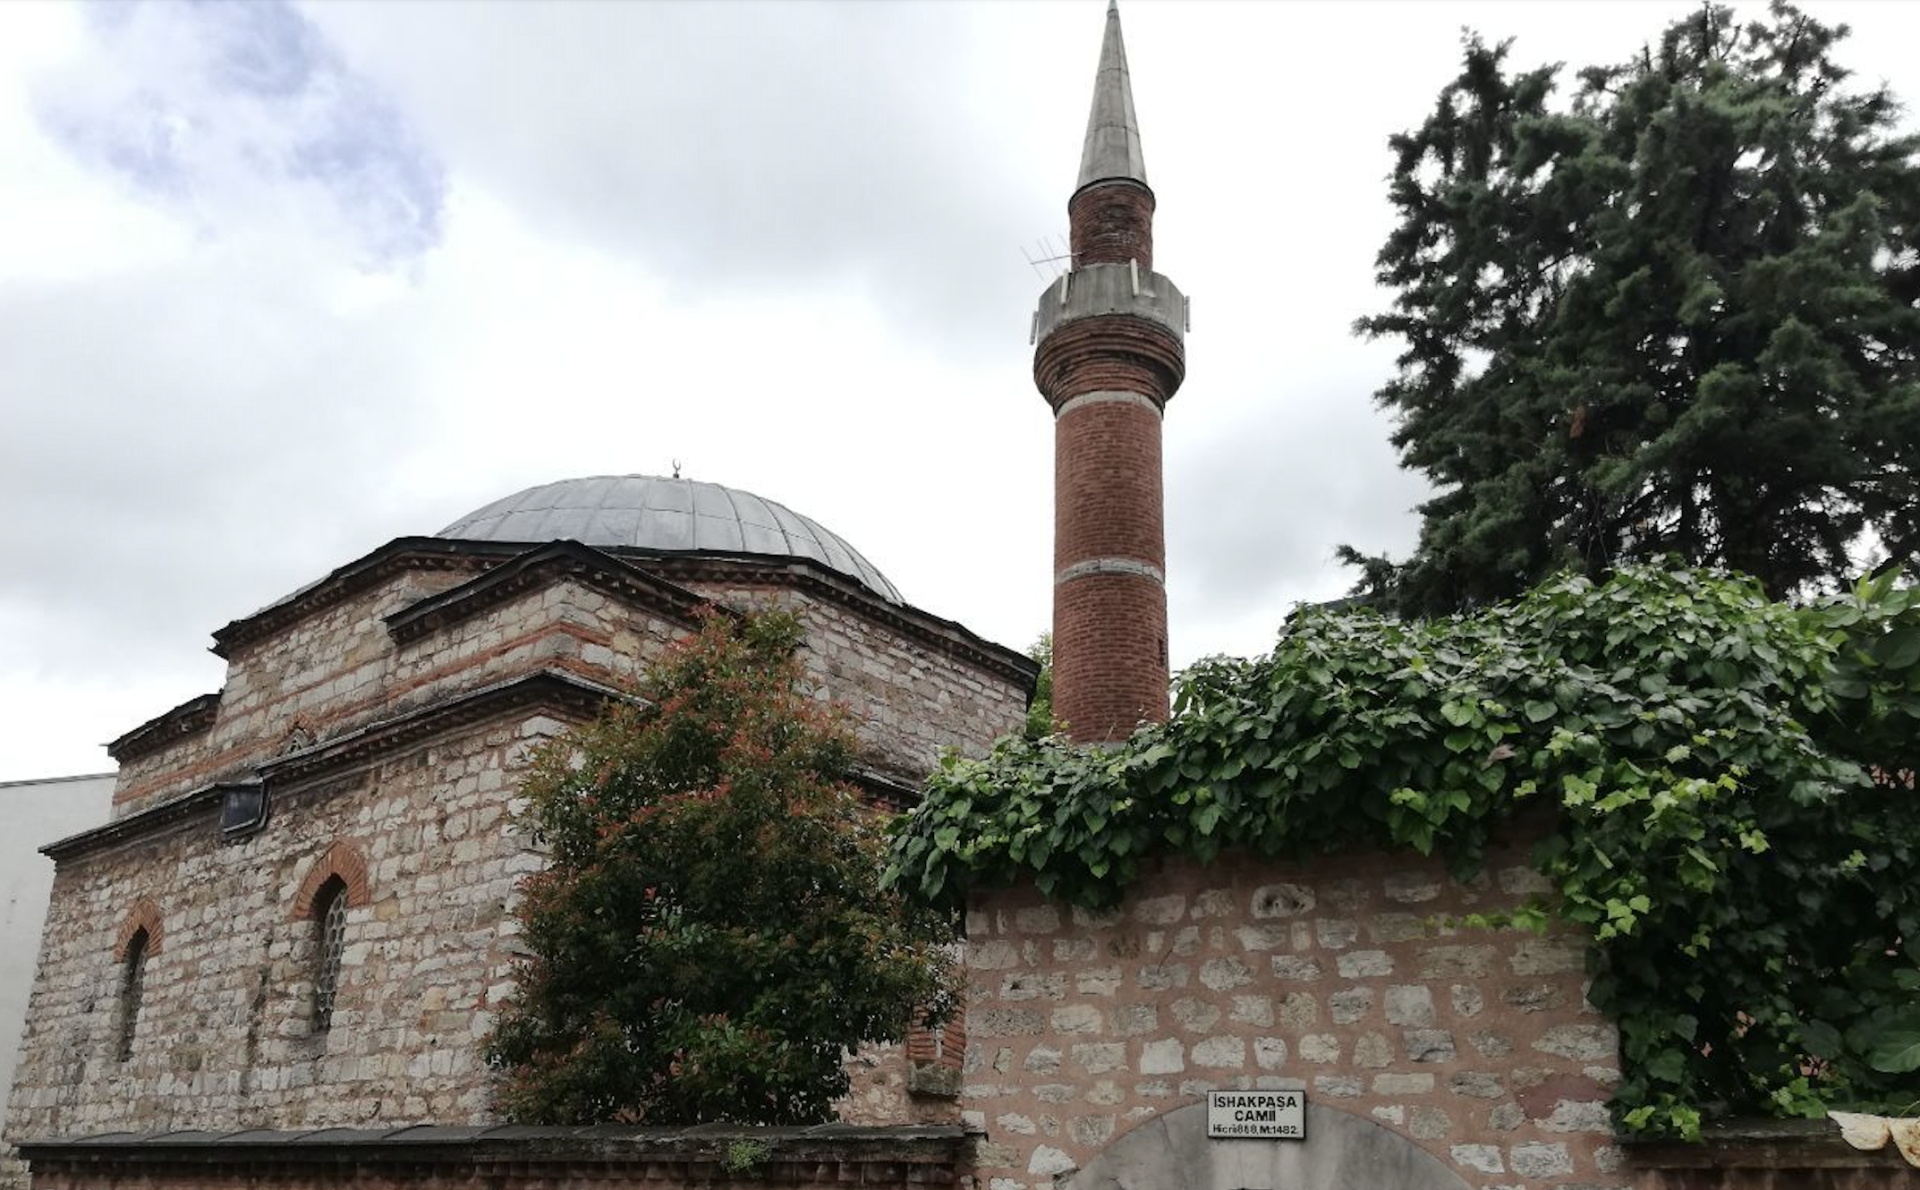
888, 566, 1920, 1136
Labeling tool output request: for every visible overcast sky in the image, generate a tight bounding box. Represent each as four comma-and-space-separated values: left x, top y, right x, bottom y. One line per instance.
2, 0, 1915, 781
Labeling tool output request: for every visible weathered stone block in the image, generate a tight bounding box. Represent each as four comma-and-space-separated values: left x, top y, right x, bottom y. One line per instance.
1510, 938, 1584, 975
1270, 955, 1322, 981
1198, 956, 1252, 991
1329, 986, 1373, 1025
1450, 1143, 1506, 1174
1070, 1043, 1125, 1075
1253, 1037, 1288, 1070
1335, 950, 1392, 978
1171, 997, 1220, 1033
1132, 894, 1186, 925
1418, 944, 1495, 979
1297, 1034, 1341, 1064
1249, 883, 1315, 918
1405, 1028, 1456, 1062
1228, 994, 1273, 1026
1190, 1036, 1245, 1070
1509, 1141, 1573, 1177
1277, 991, 1318, 1029
1384, 984, 1435, 1026
1534, 1023, 1618, 1061
1448, 1071, 1505, 1098
1139, 1038, 1184, 1074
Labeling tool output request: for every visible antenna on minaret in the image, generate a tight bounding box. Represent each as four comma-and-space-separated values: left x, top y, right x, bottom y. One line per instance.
1021, 236, 1072, 282
671, 458, 683, 479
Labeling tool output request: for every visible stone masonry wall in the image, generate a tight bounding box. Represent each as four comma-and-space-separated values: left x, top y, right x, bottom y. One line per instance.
962, 847, 1625, 1190
118, 565, 1027, 819
111, 568, 477, 815
680, 583, 1030, 781
2, 711, 566, 1188
12, 563, 1027, 1187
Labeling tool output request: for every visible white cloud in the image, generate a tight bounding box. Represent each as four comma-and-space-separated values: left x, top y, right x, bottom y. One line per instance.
2, 0, 1916, 779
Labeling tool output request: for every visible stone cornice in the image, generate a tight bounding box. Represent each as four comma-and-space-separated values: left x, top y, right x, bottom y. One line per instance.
848, 766, 922, 811
106, 692, 222, 764
384, 540, 716, 646
209, 537, 526, 660
640, 553, 1039, 690
49, 670, 628, 863
259, 669, 630, 789
40, 782, 236, 862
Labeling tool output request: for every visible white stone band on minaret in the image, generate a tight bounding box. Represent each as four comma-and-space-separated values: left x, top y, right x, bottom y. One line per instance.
1054, 556, 1166, 585
1054, 390, 1165, 419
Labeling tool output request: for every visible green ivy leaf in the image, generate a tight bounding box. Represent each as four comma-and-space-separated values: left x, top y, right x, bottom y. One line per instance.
1868, 1027, 1920, 1074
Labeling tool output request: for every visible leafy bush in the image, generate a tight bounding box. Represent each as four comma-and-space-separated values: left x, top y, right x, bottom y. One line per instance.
489, 609, 959, 1125
889, 566, 1920, 1135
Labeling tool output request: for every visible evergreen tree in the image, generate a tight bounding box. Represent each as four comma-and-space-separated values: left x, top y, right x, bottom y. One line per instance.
1023, 632, 1054, 740
1349, 2, 1920, 615
487, 609, 958, 1125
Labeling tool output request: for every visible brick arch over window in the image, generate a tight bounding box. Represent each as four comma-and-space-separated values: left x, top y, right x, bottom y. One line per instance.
114, 898, 164, 960
291, 841, 371, 921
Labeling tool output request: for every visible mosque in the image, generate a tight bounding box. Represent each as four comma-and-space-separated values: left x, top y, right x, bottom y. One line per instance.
1, 5, 1888, 1190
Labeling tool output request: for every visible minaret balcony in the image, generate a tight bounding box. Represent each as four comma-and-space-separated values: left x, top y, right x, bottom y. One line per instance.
1032, 262, 1188, 349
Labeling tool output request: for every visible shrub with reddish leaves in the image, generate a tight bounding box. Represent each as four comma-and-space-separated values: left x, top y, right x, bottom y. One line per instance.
487, 609, 958, 1124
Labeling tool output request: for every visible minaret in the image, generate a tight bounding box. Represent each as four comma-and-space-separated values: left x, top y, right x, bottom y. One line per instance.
1034, 0, 1187, 745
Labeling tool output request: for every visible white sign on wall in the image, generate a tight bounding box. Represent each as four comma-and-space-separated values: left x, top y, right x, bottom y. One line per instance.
1206, 1089, 1306, 1140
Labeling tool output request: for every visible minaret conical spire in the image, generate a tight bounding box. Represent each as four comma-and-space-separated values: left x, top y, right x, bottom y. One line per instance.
1033, 0, 1187, 745
1077, 0, 1148, 192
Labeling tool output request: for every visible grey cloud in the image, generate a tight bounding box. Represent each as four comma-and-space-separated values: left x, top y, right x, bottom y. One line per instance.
42, 0, 444, 265
302, 0, 1062, 354
1166, 374, 1429, 630
0, 259, 437, 676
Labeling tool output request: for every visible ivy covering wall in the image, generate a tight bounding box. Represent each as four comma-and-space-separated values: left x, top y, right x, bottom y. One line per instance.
888, 567, 1920, 1136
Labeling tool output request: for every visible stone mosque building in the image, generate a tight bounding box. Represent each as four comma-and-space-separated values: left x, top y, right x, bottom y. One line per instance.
3, 6, 1900, 1190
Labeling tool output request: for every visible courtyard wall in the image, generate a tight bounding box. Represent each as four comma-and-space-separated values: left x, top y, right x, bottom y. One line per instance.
961, 846, 1624, 1189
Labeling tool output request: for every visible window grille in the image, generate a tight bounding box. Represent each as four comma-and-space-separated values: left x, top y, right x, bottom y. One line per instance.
313, 877, 348, 1033
117, 929, 148, 1062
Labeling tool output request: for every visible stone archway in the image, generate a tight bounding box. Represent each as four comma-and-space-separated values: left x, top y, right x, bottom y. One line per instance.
1066, 1100, 1471, 1190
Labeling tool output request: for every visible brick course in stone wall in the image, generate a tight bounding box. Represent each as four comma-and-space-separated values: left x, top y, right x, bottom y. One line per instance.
115, 551, 1028, 819
7, 550, 1029, 1188
960, 847, 1625, 1190
3, 713, 558, 1183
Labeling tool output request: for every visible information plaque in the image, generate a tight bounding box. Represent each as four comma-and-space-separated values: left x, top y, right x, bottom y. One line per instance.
1206, 1089, 1306, 1140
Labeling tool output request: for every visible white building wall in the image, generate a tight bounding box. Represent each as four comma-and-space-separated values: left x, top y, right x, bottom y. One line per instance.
0, 775, 113, 1111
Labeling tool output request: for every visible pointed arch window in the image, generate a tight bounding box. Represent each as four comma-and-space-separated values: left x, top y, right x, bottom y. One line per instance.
117, 927, 149, 1062
312, 876, 349, 1033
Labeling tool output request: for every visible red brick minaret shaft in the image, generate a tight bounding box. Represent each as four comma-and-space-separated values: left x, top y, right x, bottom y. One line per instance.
1035, 0, 1187, 745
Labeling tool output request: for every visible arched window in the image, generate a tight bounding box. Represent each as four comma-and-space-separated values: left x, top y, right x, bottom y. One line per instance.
117, 927, 148, 1061
311, 876, 349, 1033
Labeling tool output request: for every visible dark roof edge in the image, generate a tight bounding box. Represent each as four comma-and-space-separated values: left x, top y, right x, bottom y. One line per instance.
848, 766, 922, 811
641, 553, 1040, 690
0, 772, 116, 790
39, 783, 232, 861
210, 537, 526, 659
107, 692, 222, 764
259, 669, 630, 788
48, 671, 626, 863
384, 540, 717, 646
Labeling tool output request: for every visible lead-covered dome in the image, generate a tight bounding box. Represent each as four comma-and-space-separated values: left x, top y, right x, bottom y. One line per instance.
437, 475, 903, 603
